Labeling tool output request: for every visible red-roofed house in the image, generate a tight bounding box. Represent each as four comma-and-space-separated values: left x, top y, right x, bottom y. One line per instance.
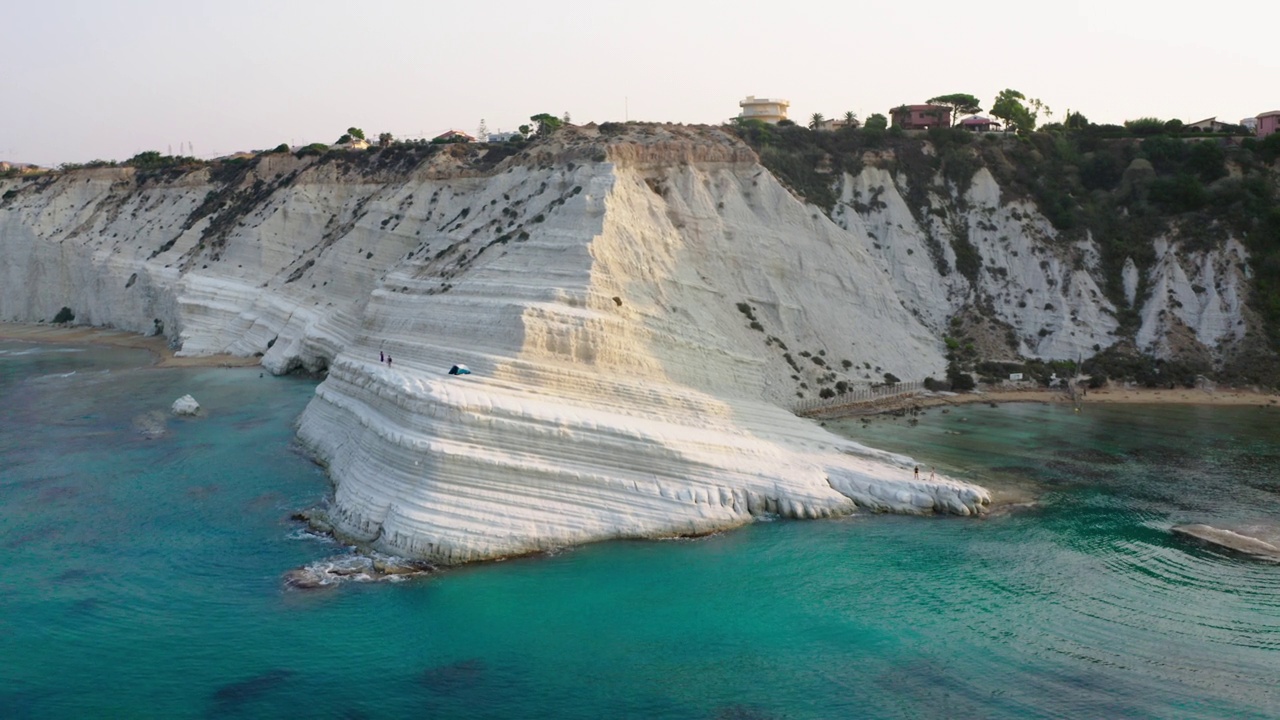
432, 130, 476, 144
891, 104, 951, 130
958, 116, 1000, 133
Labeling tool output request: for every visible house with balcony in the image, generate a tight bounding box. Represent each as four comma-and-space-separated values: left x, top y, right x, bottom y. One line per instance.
890, 104, 951, 130
738, 96, 790, 124
1257, 110, 1280, 138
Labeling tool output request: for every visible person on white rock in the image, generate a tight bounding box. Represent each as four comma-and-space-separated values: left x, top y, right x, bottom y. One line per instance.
380, 351, 384, 362
914, 465, 920, 480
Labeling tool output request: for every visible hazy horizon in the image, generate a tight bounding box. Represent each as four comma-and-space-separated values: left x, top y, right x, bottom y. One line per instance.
3, 0, 1276, 167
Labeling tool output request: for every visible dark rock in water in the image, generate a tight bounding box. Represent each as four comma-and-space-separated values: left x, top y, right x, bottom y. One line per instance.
421, 658, 485, 694
985, 501, 1040, 518
1043, 459, 1111, 482
372, 556, 436, 576
1054, 447, 1125, 465
291, 507, 335, 535
1171, 524, 1280, 561
283, 568, 332, 590
212, 669, 295, 710
56, 568, 91, 582
284, 552, 434, 589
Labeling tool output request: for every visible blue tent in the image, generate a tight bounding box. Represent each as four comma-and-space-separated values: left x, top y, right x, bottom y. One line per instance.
448, 364, 471, 376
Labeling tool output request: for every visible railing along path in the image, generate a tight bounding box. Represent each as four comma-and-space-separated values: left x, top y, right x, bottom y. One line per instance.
792, 380, 925, 417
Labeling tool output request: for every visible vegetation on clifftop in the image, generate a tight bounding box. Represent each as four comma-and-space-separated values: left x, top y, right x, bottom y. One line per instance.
730, 119, 1280, 385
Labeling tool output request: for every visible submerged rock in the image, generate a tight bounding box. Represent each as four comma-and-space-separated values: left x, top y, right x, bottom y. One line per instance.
212, 669, 295, 711
1171, 524, 1280, 561
133, 409, 168, 438
420, 658, 485, 694
282, 568, 332, 590
283, 551, 437, 590
171, 394, 200, 416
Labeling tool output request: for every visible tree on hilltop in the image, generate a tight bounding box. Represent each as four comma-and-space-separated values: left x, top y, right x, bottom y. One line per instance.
1027, 98, 1052, 124
347, 127, 366, 140
809, 112, 825, 130
530, 113, 563, 136
864, 113, 888, 131
991, 89, 1037, 133
926, 93, 982, 124
843, 111, 859, 128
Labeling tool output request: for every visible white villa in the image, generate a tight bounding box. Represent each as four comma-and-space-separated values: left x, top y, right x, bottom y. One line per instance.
738, 96, 790, 124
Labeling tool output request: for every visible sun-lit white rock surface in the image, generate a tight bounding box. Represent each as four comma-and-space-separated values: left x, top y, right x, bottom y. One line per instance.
171, 394, 200, 416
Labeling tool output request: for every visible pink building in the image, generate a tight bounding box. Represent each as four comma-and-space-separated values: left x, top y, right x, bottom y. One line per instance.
1257, 111, 1280, 138
891, 104, 951, 130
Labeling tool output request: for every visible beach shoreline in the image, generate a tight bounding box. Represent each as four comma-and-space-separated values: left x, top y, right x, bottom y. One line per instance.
918, 385, 1280, 410
5, 322, 1277, 408
0, 322, 261, 369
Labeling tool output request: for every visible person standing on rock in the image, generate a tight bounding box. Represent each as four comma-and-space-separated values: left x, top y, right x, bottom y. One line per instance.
914, 465, 920, 481
380, 351, 385, 363
387, 355, 392, 367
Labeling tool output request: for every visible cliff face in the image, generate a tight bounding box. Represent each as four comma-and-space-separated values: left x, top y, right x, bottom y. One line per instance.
830, 166, 1253, 363
5, 122, 1258, 562
744, 125, 1277, 381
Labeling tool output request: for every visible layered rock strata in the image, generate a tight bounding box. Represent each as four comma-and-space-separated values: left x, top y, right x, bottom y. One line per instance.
18, 124, 1214, 561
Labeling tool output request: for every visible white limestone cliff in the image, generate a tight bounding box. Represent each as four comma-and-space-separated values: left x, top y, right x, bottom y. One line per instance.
2, 124, 1248, 563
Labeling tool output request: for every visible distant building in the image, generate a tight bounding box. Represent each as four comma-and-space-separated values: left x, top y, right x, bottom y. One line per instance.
958, 116, 1000, 133
432, 130, 476, 143
891, 104, 951, 130
738, 96, 790, 124
330, 138, 370, 151
813, 118, 859, 131
1241, 117, 1259, 132
1186, 116, 1232, 133
0, 161, 40, 174
1257, 110, 1280, 138
485, 131, 520, 143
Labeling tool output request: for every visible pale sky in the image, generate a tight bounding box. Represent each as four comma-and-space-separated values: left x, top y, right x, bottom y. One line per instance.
3, 0, 1276, 166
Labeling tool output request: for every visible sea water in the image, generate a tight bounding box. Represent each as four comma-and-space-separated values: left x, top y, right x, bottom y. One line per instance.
2, 342, 1278, 719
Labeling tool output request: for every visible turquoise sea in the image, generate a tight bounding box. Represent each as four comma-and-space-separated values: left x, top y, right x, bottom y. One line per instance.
2, 340, 1278, 719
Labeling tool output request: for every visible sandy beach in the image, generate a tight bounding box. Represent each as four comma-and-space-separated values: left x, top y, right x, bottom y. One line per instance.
0, 322, 261, 369
914, 384, 1280, 410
